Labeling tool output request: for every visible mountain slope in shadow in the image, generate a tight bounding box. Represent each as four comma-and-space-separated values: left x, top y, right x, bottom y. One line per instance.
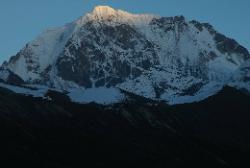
0, 86, 250, 168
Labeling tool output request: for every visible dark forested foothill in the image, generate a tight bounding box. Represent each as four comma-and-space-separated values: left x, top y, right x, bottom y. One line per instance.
0, 86, 250, 168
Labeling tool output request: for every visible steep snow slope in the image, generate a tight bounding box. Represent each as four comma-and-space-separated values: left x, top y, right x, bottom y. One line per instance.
1, 6, 250, 104
4, 23, 76, 81
229, 59, 250, 91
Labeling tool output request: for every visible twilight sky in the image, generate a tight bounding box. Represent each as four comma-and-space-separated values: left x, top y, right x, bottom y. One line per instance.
0, 0, 249, 63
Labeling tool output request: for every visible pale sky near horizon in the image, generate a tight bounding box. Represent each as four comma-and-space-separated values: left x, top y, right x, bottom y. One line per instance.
0, 0, 249, 63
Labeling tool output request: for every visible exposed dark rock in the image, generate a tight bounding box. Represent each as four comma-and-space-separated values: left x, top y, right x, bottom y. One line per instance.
190, 20, 203, 31
0, 68, 25, 85
215, 33, 249, 57
202, 23, 217, 34
150, 16, 187, 33
180, 82, 204, 96
189, 20, 249, 60
6, 71, 25, 85
56, 21, 157, 88
208, 51, 218, 60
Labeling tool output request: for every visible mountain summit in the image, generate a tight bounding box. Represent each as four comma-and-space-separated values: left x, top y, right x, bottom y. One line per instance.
81, 5, 156, 25
1, 6, 250, 104
91, 5, 126, 20
93, 5, 117, 14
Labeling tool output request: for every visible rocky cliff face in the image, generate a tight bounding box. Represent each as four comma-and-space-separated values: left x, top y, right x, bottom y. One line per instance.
1, 6, 250, 104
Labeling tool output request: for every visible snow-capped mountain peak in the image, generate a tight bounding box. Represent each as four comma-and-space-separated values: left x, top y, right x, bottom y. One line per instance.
77, 6, 156, 26
91, 5, 118, 19
1, 6, 250, 105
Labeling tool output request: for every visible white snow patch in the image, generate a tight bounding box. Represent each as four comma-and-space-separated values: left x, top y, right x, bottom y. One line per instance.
0, 82, 125, 105
0, 83, 48, 97
164, 82, 223, 105
67, 87, 124, 104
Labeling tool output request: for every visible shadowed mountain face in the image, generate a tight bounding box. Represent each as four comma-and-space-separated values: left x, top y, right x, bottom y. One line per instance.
1, 86, 250, 168
1, 6, 249, 104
